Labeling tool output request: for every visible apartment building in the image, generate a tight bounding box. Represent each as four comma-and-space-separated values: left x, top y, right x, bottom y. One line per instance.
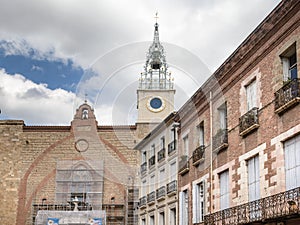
176, 0, 300, 225
135, 113, 178, 225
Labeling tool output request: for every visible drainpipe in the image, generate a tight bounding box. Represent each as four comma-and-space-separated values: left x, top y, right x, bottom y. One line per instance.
209, 91, 213, 215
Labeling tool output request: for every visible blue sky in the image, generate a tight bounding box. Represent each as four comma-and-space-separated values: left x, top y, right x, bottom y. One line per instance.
0, 41, 83, 91
0, 0, 281, 125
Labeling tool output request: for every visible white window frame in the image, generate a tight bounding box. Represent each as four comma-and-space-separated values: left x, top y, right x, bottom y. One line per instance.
179, 189, 189, 225
245, 79, 257, 111
219, 170, 229, 210
247, 155, 260, 201
285, 134, 300, 190
193, 181, 205, 223
218, 103, 227, 130
183, 135, 189, 156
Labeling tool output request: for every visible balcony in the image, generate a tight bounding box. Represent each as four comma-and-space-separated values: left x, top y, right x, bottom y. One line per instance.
204, 186, 300, 225
239, 107, 259, 137
212, 129, 228, 153
178, 155, 189, 175
147, 191, 155, 205
167, 180, 177, 196
156, 186, 166, 201
149, 156, 155, 168
158, 148, 166, 162
168, 140, 176, 155
139, 196, 147, 208
140, 162, 147, 175
275, 78, 300, 114
192, 145, 205, 166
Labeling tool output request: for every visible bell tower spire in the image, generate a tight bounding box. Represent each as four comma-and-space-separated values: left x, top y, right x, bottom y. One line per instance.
139, 14, 173, 91
136, 16, 175, 126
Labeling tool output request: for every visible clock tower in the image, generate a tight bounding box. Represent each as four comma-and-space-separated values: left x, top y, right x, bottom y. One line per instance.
137, 21, 175, 125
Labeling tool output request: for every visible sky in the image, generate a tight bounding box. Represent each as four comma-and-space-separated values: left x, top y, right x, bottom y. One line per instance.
0, 0, 281, 125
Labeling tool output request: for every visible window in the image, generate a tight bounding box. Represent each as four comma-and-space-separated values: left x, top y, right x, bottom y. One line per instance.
197, 122, 205, 146
82, 109, 88, 119
281, 43, 297, 82
193, 182, 205, 223
141, 179, 147, 197
183, 135, 189, 156
170, 161, 177, 182
218, 103, 227, 130
246, 79, 257, 111
150, 144, 155, 157
219, 170, 229, 210
141, 218, 146, 225
285, 134, 300, 190
150, 215, 155, 225
160, 136, 165, 150
169, 208, 176, 225
159, 168, 166, 187
247, 155, 260, 201
179, 189, 189, 225
150, 174, 155, 192
142, 151, 147, 163
159, 212, 165, 225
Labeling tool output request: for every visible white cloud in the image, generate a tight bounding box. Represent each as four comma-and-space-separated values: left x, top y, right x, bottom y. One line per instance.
0, 0, 281, 70
0, 0, 282, 125
0, 69, 75, 125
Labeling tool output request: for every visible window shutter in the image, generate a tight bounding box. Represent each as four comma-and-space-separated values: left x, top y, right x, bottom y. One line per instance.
282, 57, 289, 81
285, 135, 300, 190
192, 184, 197, 224
179, 191, 184, 225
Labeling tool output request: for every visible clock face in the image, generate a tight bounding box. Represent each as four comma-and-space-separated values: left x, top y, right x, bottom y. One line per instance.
150, 97, 162, 109
147, 96, 165, 112
75, 139, 89, 152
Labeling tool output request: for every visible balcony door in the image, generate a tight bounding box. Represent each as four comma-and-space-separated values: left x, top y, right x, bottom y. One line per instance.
248, 155, 261, 220
285, 134, 300, 190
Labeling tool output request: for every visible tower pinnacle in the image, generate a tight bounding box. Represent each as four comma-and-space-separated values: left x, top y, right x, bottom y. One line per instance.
138, 19, 173, 90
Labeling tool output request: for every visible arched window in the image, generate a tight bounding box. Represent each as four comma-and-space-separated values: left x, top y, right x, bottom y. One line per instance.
82, 109, 88, 119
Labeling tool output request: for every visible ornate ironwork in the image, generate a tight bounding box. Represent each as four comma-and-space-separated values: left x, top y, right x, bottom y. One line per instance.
168, 140, 176, 155
140, 162, 147, 174
158, 148, 166, 162
204, 187, 300, 225
239, 107, 259, 136
138, 22, 174, 90
178, 155, 189, 175
275, 78, 300, 114
139, 196, 147, 208
147, 191, 155, 204
212, 129, 228, 152
167, 180, 177, 195
149, 155, 155, 167
192, 145, 205, 164
156, 186, 166, 200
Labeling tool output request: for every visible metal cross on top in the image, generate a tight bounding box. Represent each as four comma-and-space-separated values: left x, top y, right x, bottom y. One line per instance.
155, 12, 159, 23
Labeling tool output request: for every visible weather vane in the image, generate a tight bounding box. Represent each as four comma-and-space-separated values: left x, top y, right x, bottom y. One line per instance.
84, 93, 88, 103
155, 12, 159, 23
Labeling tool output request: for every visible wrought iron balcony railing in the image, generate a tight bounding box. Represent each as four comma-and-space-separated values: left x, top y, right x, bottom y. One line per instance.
156, 186, 166, 201
158, 148, 166, 162
168, 140, 176, 155
147, 191, 155, 204
167, 180, 177, 196
212, 129, 228, 153
204, 186, 300, 225
192, 145, 205, 165
178, 155, 189, 175
139, 196, 147, 208
275, 78, 300, 114
239, 107, 259, 136
149, 156, 155, 168
140, 162, 147, 174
